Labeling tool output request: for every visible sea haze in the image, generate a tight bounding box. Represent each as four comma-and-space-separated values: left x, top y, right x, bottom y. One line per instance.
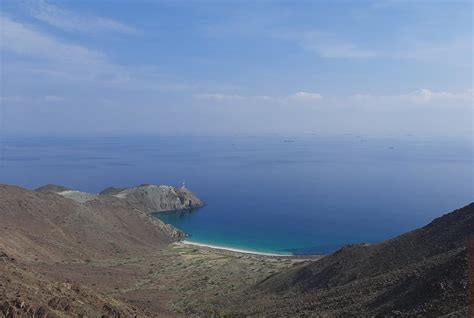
1, 134, 472, 255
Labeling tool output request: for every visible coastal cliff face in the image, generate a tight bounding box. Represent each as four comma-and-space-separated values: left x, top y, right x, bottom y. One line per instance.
37, 183, 205, 214
112, 184, 205, 213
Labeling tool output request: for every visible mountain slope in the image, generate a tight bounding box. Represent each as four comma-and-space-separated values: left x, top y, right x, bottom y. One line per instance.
217, 203, 473, 317
0, 184, 201, 317
261, 203, 473, 292
0, 185, 180, 262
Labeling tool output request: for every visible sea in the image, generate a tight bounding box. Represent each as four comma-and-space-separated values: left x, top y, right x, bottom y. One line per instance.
1, 134, 472, 255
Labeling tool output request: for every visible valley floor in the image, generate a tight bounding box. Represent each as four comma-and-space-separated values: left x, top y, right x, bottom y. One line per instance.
2, 242, 311, 317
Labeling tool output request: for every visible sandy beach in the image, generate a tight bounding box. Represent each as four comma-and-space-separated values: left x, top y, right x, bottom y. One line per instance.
180, 240, 293, 257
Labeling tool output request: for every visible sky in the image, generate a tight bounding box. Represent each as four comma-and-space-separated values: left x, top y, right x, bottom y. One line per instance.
0, 0, 472, 138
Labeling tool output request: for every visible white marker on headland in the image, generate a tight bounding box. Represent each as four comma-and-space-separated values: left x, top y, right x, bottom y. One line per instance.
180, 240, 293, 257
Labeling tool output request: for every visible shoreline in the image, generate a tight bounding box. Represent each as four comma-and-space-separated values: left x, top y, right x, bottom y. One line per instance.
179, 240, 293, 257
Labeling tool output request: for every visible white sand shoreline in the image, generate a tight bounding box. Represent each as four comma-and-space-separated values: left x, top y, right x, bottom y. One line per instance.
179, 240, 293, 257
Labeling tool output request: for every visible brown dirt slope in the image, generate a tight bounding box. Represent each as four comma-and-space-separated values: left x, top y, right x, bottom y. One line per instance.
0, 184, 188, 317
0, 184, 176, 262
0, 250, 141, 317
263, 203, 473, 291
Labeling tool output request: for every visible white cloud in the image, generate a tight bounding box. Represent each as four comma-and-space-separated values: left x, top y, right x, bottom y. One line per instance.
0, 95, 64, 103
314, 44, 377, 59
0, 14, 236, 108
406, 89, 473, 104
298, 31, 377, 59
193, 89, 471, 108
0, 15, 136, 86
287, 91, 323, 102
23, 0, 138, 34
0, 96, 27, 103
194, 92, 323, 104
44, 95, 64, 103
351, 89, 473, 106
204, 16, 379, 60
195, 94, 245, 101
299, 32, 472, 61
0, 15, 106, 65
300, 31, 473, 61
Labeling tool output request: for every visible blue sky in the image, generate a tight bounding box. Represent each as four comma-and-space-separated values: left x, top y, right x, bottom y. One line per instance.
0, 0, 472, 137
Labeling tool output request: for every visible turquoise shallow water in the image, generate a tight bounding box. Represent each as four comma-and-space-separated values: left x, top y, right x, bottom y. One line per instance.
1, 135, 472, 255
154, 209, 296, 255
153, 207, 355, 255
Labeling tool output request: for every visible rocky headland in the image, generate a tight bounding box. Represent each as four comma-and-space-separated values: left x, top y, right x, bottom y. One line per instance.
37, 183, 205, 213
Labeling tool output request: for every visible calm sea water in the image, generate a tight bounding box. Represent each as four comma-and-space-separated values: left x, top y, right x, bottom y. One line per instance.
1, 134, 472, 255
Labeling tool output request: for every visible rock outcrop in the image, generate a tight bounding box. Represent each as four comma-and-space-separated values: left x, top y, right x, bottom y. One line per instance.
56, 190, 98, 203
36, 183, 205, 213
110, 184, 205, 213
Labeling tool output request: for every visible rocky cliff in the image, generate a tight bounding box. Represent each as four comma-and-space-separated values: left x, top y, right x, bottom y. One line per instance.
110, 184, 205, 213
37, 183, 205, 213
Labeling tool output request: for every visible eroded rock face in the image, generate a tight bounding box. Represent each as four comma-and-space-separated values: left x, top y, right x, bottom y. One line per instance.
35, 183, 205, 214
113, 184, 205, 213
56, 190, 98, 204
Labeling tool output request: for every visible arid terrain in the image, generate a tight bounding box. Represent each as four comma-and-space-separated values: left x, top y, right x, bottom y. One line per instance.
0, 184, 471, 317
